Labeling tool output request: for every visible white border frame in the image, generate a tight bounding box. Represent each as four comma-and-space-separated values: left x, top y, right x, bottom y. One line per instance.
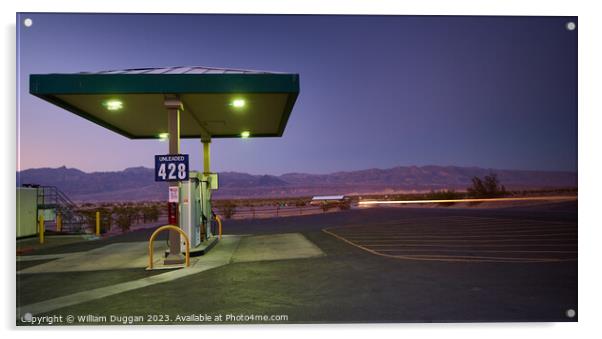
3, 1, 600, 338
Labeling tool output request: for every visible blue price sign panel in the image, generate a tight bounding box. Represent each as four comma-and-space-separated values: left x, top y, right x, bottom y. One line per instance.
155, 154, 189, 182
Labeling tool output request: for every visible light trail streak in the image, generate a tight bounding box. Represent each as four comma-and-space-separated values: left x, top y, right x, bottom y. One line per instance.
358, 196, 577, 205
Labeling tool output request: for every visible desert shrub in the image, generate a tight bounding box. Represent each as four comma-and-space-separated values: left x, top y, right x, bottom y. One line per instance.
426, 189, 463, 206
217, 200, 237, 219
426, 189, 462, 200
339, 200, 351, 210
294, 199, 308, 208
467, 173, 507, 198
111, 205, 136, 233
320, 202, 338, 213
97, 207, 112, 233
292, 199, 308, 215
77, 209, 97, 232
131, 205, 144, 224
114, 212, 131, 233
75, 208, 112, 234
142, 204, 160, 223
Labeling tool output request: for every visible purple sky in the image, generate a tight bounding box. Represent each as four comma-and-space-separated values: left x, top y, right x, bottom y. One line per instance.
17, 14, 577, 175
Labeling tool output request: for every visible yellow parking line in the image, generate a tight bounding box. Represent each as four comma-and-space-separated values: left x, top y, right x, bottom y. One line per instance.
358, 243, 577, 251
335, 222, 575, 231
334, 216, 574, 230
355, 238, 576, 243
322, 228, 575, 263
390, 254, 576, 263
337, 229, 577, 238
373, 249, 577, 253
332, 222, 575, 233
341, 232, 575, 239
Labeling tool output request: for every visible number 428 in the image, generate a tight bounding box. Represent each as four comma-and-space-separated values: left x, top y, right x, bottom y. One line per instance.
157, 162, 187, 180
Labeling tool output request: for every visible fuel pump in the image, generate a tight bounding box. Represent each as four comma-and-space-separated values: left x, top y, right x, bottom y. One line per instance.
178, 171, 218, 254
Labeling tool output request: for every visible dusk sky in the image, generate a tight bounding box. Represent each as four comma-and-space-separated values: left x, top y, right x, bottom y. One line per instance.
17, 14, 577, 175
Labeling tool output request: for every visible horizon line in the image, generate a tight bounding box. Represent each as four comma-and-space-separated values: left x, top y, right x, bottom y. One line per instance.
16, 164, 579, 177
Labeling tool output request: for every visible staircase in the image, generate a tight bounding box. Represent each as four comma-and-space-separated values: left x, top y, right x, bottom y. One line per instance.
23, 184, 86, 233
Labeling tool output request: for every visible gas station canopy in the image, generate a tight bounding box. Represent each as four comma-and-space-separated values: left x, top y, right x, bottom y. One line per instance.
29, 66, 300, 139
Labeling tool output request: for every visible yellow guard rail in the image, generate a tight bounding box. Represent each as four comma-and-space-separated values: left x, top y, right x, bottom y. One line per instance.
148, 225, 190, 269
216, 215, 223, 240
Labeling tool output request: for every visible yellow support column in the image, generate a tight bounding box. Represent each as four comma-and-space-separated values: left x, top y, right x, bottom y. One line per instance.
56, 212, 62, 232
38, 214, 45, 244
96, 211, 100, 236
203, 140, 211, 174
202, 139, 212, 240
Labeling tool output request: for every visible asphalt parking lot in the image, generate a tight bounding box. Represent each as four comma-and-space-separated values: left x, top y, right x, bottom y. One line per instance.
324, 215, 577, 263
16, 201, 578, 324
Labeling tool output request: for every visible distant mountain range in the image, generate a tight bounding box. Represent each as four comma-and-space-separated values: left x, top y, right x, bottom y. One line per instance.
17, 165, 577, 202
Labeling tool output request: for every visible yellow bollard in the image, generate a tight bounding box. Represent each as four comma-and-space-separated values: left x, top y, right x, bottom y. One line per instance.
95, 211, 100, 236
56, 212, 62, 232
216, 215, 222, 240
38, 214, 45, 244
147, 225, 190, 270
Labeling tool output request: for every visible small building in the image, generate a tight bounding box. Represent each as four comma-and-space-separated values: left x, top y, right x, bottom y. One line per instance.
17, 187, 38, 237
310, 195, 349, 206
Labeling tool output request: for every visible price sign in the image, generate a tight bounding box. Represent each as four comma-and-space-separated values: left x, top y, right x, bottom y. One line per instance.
155, 154, 189, 182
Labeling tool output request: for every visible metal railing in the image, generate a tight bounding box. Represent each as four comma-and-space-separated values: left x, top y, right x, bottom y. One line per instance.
23, 184, 86, 233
